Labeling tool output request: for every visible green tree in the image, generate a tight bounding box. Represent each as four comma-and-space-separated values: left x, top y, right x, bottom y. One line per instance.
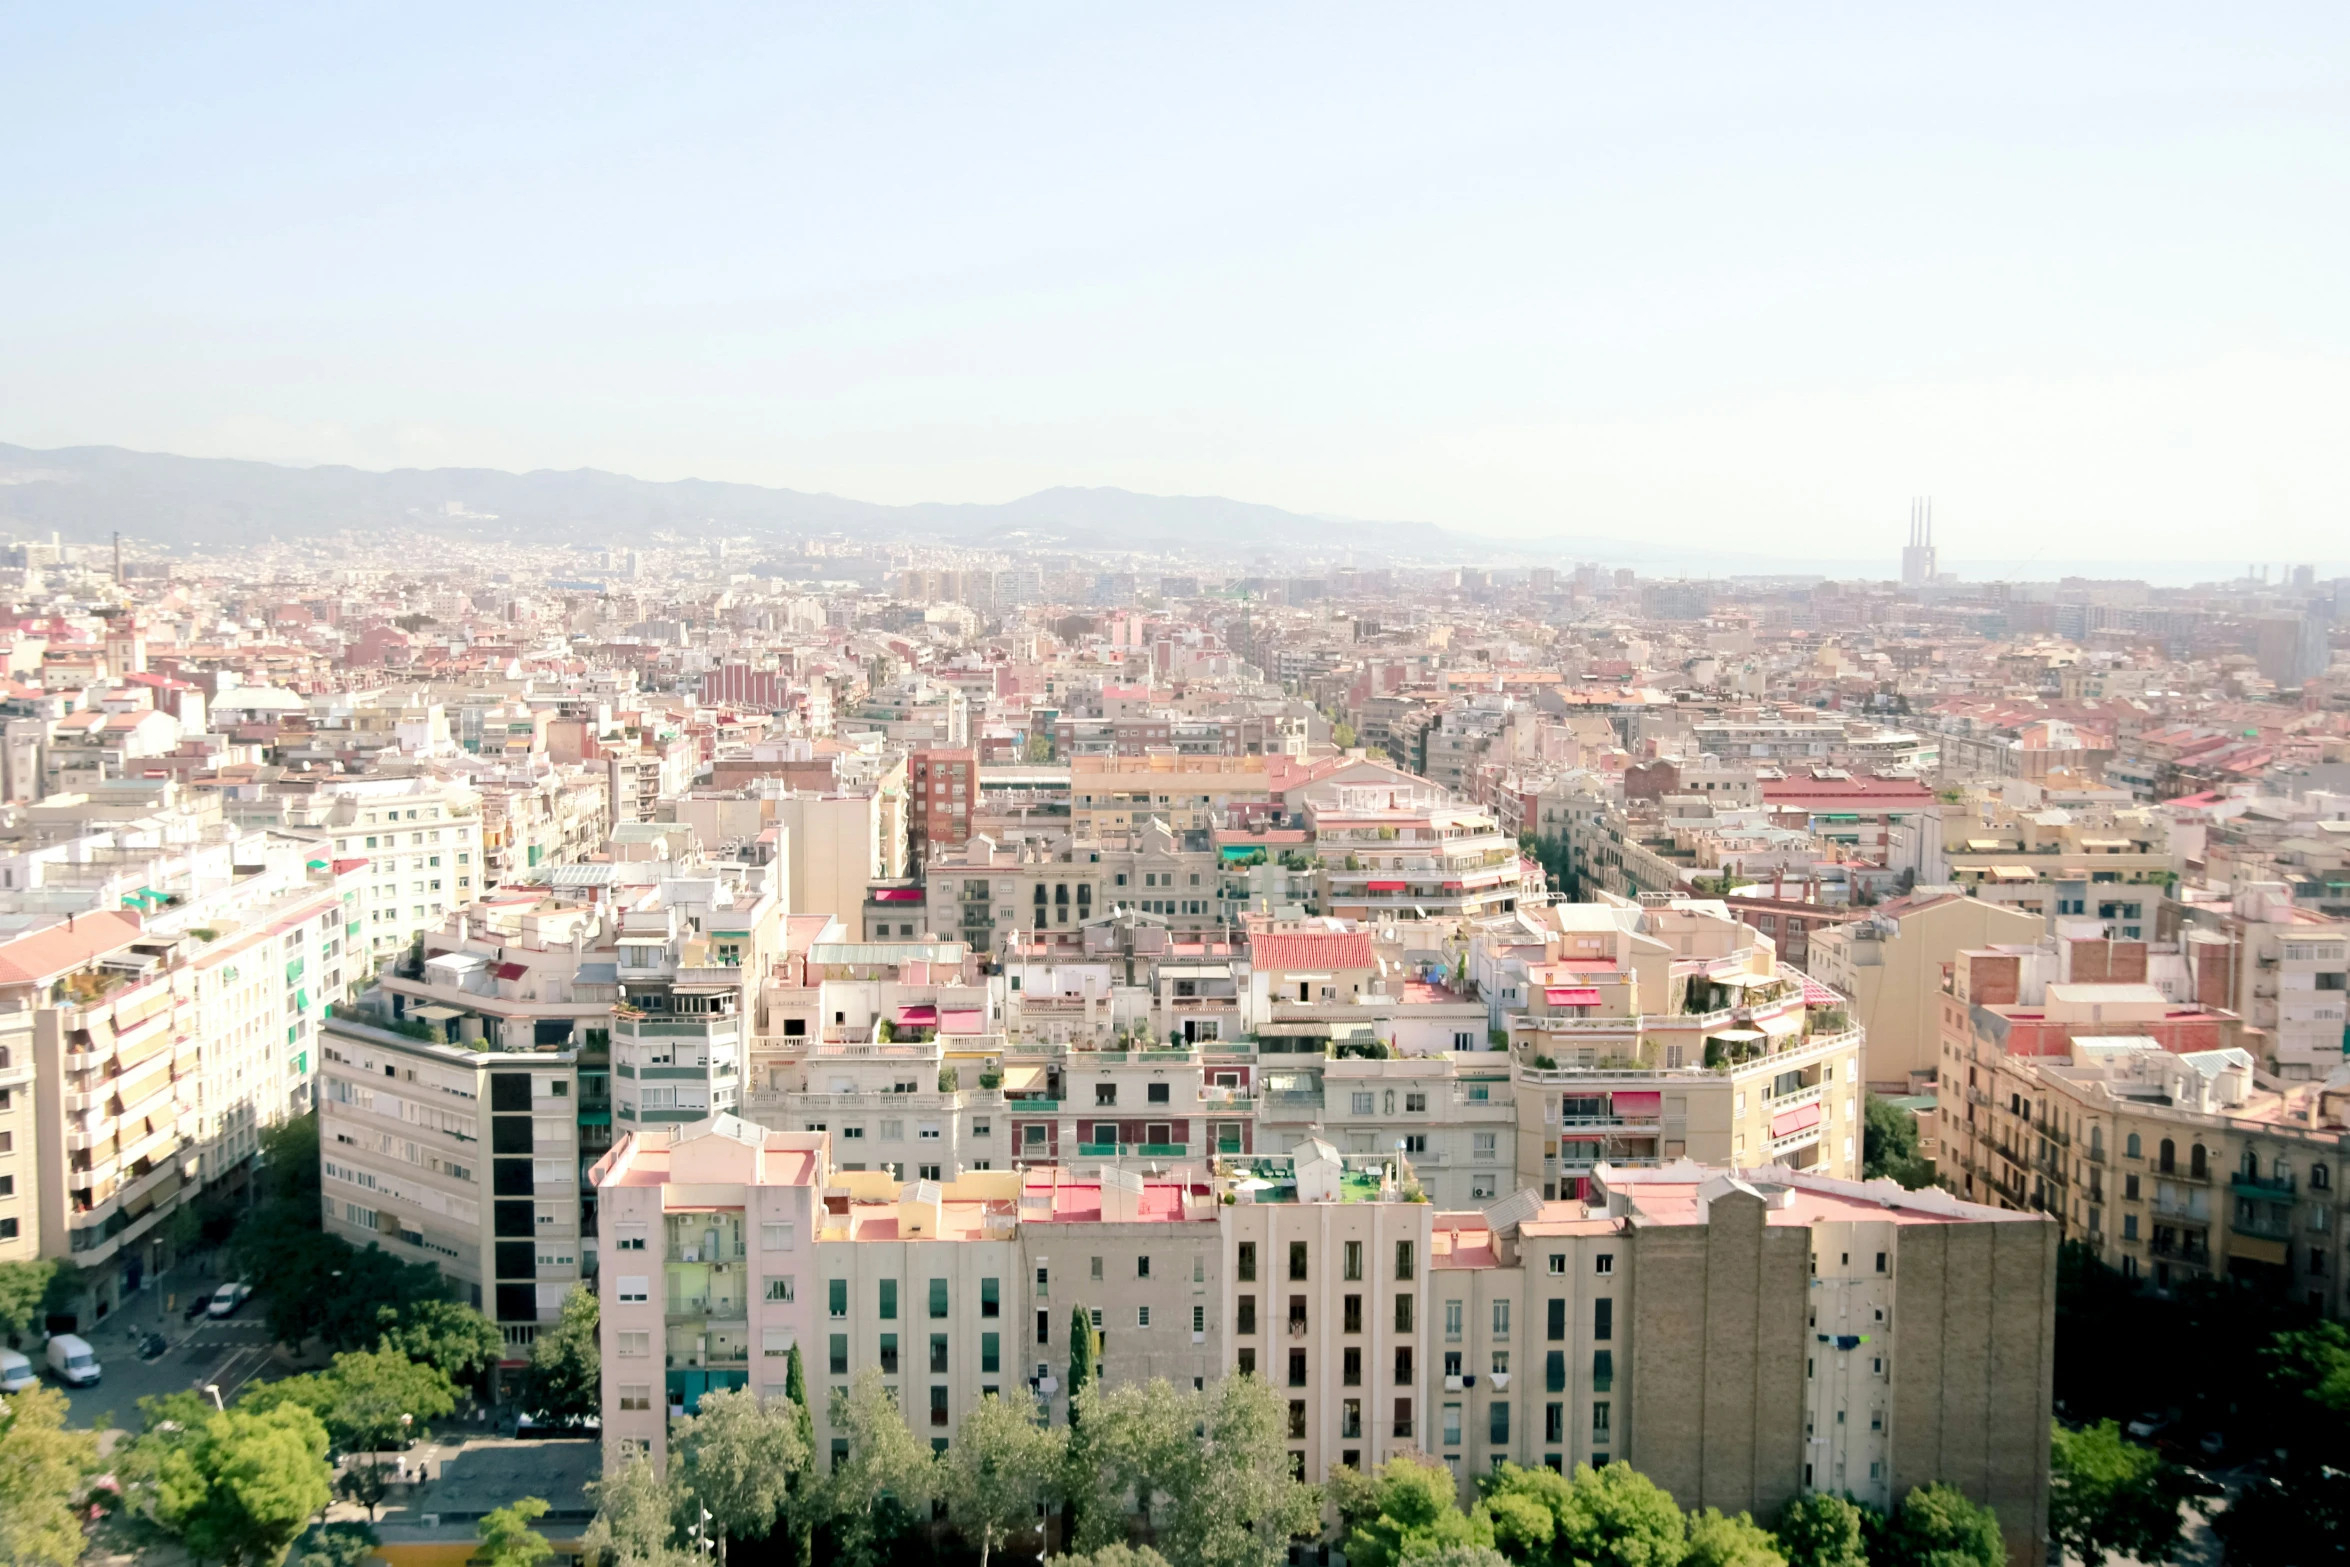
243, 1346, 456, 1519
2260, 1318, 2350, 1459
294, 1520, 381, 1567
520, 1284, 601, 1425
480, 1496, 555, 1567
2048, 1419, 2209, 1566
1683, 1509, 1784, 1567
1485, 1461, 1687, 1567
1050, 1549, 1175, 1567
782, 1340, 819, 1565
1771, 1493, 1869, 1567
145, 1404, 335, 1567
672, 1384, 811, 1563
1405, 1551, 1512, 1567
0, 1382, 100, 1566
1344, 1452, 1496, 1567
1068, 1302, 1098, 1422
375, 1298, 505, 1393
1862, 1094, 1935, 1190
0, 1256, 57, 1341
943, 1391, 1068, 1567
1163, 1374, 1323, 1567
1068, 1376, 1195, 1550
821, 1367, 940, 1567
585, 1452, 697, 1567
1885, 1483, 2003, 1567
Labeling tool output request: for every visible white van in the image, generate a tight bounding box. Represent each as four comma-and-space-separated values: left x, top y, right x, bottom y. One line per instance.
0, 1348, 34, 1391
45, 1333, 100, 1386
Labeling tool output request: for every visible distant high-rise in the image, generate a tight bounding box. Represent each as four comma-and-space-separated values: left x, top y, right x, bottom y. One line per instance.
1901, 498, 1938, 588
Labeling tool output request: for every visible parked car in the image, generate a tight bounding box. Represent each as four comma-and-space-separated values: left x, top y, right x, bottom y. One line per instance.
2127, 1412, 2171, 1440
137, 1331, 169, 1361
2199, 1431, 2226, 1458
206, 1281, 253, 1318
0, 1348, 34, 1392
45, 1333, 100, 1387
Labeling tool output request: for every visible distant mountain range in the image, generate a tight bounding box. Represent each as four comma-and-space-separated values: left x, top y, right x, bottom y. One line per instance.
0, 441, 2263, 583
0, 440, 1728, 570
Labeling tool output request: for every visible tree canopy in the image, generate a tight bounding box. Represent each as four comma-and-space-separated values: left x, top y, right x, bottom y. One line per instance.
0, 1382, 100, 1567
1771, 1493, 1870, 1567
479, 1496, 556, 1567
822, 1367, 941, 1567
140, 1403, 336, 1567
1883, 1483, 2005, 1567
672, 1384, 811, 1563
519, 1285, 602, 1425
1342, 1453, 1497, 1567
942, 1391, 1067, 1567
2048, 1419, 2209, 1566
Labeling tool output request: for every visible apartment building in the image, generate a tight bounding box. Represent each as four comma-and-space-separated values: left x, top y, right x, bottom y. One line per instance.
1498, 902, 1867, 1189
1421, 1164, 2052, 1560
592, 1114, 2054, 1561
592, 1118, 1222, 1470
319, 1012, 583, 1352
1312, 787, 1526, 923
1805, 892, 2046, 1090
610, 875, 782, 1140
2171, 882, 2350, 1080
1071, 752, 1270, 847
0, 996, 35, 1261
1940, 1037, 2350, 1314
313, 775, 488, 971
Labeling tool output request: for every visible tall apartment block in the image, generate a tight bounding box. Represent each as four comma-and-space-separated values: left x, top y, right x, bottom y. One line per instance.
320, 1013, 583, 1351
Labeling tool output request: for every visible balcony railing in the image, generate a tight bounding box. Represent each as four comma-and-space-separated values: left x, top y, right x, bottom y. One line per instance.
2231, 1170, 2297, 1198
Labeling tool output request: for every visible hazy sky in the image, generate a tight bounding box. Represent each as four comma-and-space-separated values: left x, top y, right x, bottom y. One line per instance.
3, 6, 2345, 566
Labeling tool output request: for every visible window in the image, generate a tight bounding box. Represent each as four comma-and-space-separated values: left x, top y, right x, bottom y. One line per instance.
1395, 1295, 1414, 1333
1344, 1347, 1363, 1386
1592, 1349, 1613, 1392
1289, 1348, 1308, 1387
762, 1222, 795, 1251
1344, 1240, 1364, 1280
1238, 1296, 1257, 1335
931, 1334, 949, 1374
1445, 1300, 1464, 1340
1490, 1402, 1510, 1444
618, 1331, 650, 1357
1546, 1402, 1565, 1443
931, 1386, 949, 1427
1344, 1294, 1362, 1333
981, 1277, 1000, 1318
1395, 1241, 1415, 1280
1139, 1305, 1152, 1328
1148, 1082, 1170, 1104
880, 1334, 899, 1374
618, 1276, 650, 1304
1547, 1254, 1565, 1275
1194, 1304, 1206, 1334
618, 1224, 647, 1251
765, 1277, 796, 1303
1547, 1299, 1566, 1340
1137, 1256, 1152, 1279
930, 1278, 949, 1318
829, 1279, 848, 1318
1394, 1346, 1413, 1384
1096, 1083, 1118, 1106
1594, 1253, 1614, 1276
1492, 1300, 1511, 1338
1290, 1399, 1308, 1439
1546, 1350, 1566, 1392
1593, 1298, 1613, 1341
1405, 1093, 1427, 1114
1290, 1241, 1310, 1280
619, 1385, 652, 1411
1038, 1310, 1051, 1345
1352, 1092, 1375, 1115
2126, 1132, 2142, 1159
879, 1280, 898, 1320
1238, 1242, 1257, 1281
982, 1332, 1001, 1374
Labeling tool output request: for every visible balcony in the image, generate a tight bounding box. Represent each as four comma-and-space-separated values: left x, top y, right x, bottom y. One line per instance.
2155, 1164, 2212, 1186
2230, 1208, 2296, 1242
2152, 1194, 2210, 1222
2231, 1170, 2297, 1199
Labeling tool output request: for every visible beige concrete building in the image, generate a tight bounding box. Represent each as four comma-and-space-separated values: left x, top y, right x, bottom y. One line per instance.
0, 996, 34, 1261
320, 1013, 583, 1352
1807, 892, 2045, 1091
1427, 1163, 2056, 1562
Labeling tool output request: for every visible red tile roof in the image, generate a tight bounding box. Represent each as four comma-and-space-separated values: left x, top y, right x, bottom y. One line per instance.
1249, 929, 1376, 971
0, 911, 146, 985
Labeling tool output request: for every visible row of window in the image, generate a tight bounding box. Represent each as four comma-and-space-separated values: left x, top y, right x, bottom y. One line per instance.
1235, 1239, 1417, 1281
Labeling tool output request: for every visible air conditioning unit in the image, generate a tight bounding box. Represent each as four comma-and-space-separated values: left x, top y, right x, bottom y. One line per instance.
681, 1248, 700, 1263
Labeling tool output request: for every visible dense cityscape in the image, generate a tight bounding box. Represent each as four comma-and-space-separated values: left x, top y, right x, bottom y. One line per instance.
0, 514, 2342, 1565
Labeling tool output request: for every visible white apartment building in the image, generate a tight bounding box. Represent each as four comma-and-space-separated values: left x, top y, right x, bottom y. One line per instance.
311, 776, 488, 970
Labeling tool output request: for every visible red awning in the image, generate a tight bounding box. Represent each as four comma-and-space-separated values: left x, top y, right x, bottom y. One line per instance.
896, 1004, 939, 1026
874, 888, 924, 903
940, 1008, 985, 1035
1558, 1130, 1609, 1141
1366, 880, 1407, 892
1771, 1103, 1822, 1138
492, 961, 529, 981
1545, 987, 1602, 1006
1611, 1091, 1662, 1115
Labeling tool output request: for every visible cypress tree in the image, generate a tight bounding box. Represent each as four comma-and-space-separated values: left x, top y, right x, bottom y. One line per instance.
783, 1341, 818, 1565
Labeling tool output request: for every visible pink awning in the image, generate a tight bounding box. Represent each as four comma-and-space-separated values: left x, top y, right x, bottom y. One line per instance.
1366, 880, 1407, 892
1610, 1091, 1662, 1115
1800, 977, 1842, 1005
1771, 1103, 1822, 1138
896, 1004, 939, 1026
940, 1008, 985, 1035
1559, 1130, 1609, 1141
1545, 987, 1602, 1006
874, 888, 924, 903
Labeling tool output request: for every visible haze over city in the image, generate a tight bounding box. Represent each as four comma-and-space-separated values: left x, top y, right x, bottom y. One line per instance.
5, 12, 2350, 1567
4, 7, 2347, 569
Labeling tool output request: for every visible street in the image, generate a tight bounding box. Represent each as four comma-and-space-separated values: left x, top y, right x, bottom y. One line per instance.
43, 1254, 306, 1430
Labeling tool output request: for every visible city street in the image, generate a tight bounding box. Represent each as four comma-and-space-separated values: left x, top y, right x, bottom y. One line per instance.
44, 1255, 305, 1430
